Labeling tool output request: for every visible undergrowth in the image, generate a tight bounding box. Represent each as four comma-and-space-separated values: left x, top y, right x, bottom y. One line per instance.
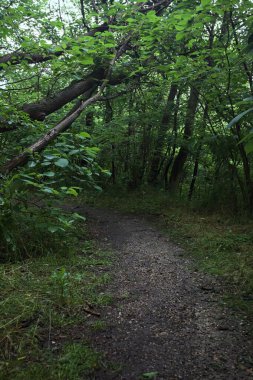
0, 239, 112, 379
86, 188, 253, 318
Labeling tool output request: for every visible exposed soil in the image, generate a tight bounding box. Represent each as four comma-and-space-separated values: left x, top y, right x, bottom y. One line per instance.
76, 206, 253, 380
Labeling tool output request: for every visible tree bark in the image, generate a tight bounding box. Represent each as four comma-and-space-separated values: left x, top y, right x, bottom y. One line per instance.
188, 150, 200, 201
148, 83, 178, 184
236, 124, 253, 212
168, 86, 199, 188
22, 68, 105, 120
0, 0, 174, 173
1, 91, 102, 174
163, 88, 181, 188
105, 99, 116, 184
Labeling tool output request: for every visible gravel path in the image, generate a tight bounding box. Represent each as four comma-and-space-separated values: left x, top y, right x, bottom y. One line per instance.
78, 206, 253, 380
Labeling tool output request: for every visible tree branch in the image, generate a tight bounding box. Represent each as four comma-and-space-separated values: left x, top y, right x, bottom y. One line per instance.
0, 0, 172, 71
1, 42, 128, 173
0, 24, 109, 70
22, 68, 105, 120
21, 33, 132, 121
1, 93, 101, 173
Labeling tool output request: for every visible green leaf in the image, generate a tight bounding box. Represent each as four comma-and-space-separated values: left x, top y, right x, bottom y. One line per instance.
78, 131, 91, 139
79, 56, 94, 65
201, 0, 211, 6
55, 158, 69, 168
21, 180, 41, 188
72, 212, 86, 221
69, 149, 81, 155
146, 11, 158, 22
66, 188, 78, 197
43, 154, 56, 160
41, 161, 51, 166
245, 139, 253, 154
126, 18, 135, 23
27, 161, 36, 168
43, 171, 55, 177
175, 24, 185, 31
48, 226, 60, 233
227, 108, 253, 128
42, 187, 59, 194
176, 32, 185, 41
141, 372, 159, 379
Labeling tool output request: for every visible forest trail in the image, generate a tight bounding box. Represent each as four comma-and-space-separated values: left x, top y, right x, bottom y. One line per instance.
77, 206, 253, 380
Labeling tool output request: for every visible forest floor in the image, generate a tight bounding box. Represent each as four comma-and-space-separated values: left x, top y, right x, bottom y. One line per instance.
1, 195, 253, 379
74, 204, 253, 380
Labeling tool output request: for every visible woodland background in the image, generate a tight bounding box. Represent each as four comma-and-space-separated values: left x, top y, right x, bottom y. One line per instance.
0, 0, 253, 377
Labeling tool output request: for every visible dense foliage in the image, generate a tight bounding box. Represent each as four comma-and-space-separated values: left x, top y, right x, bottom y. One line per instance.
0, 0, 253, 260
0, 2, 253, 377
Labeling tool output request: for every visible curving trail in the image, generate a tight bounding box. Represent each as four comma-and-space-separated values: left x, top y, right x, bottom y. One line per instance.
77, 206, 253, 380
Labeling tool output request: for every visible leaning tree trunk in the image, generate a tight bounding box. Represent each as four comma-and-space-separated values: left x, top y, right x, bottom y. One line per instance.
168, 86, 199, 189
1, 91, 102, 174
0, 0, 174, 175
22, 68, 105, 120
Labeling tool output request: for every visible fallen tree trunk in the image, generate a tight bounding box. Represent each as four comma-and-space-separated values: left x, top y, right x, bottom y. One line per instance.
22, 68, 105, 120
1, 91, 101, 174
1, 35, 132, 173
1, 0, 174, 172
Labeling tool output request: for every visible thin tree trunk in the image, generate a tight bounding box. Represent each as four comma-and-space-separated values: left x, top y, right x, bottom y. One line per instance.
188, 106, 208, 200
111, 144, 116, 184
168, 86, 199, 189
105, 99, 116, 184
188, 152, 200, 201
148, 84, 178, 184
236, 124, 253, 212
163, 88, 181, 188
124, 96, 134, 174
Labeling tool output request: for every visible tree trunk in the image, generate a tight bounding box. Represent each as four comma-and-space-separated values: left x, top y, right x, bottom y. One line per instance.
188, 152, 200, 201
236, 124, 253, 212
188, 105, 208, 200
105, 99, 116, 184
163, 88, 181, 188
1, 91, 102, 174
23, 68, 105, 120
148, 84, 178, 184
168, 86, 199, 189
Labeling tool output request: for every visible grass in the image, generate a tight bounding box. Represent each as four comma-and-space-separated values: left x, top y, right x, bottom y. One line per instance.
0, 240, 112, 379
2, 188, 253, 377
90, 320, 107, 331
86, 188, 253, 318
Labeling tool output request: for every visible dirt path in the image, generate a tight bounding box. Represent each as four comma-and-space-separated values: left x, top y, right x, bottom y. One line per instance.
77, 206, 253, 380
